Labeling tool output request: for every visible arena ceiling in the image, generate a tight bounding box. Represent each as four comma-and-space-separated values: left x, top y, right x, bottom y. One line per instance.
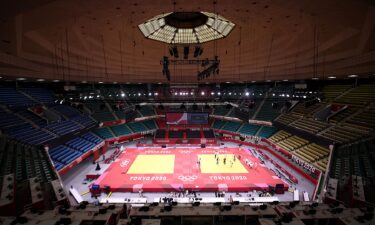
1, 0, 375, 84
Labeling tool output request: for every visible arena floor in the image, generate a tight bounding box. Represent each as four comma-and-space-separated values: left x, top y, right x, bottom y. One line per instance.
94, 147, 287, 192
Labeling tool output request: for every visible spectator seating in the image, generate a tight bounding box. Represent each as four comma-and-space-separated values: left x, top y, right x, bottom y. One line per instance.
142, 119, 158, 130
322, 84, 352, 101
169, 130, 184, 139
221, 121, 242, 133
319, 125, 368, 143
92, 111, 116, 122
315, 158, 329, 173
294, 143, 329, 164
44, 120, 82, 136
292, 102, 326, 116
7, 124, 56, 145
48, 132, 103, 171
331, 138, 375, 179
276, 135, 309, 152
203, 130, 215, 138
94, 127, 115, 139
268, 130, 291, 143
212, 119, 226, 129
110, 124, 133, 136
16, 110, 47, 127
257, 126, 278, 138
238, 123, 260, 136
49, 145, 83, 169
71, 115, 96, 127
255, 100, 283, 121
155, 129, 166, 138
138, 106, 156, 117
291, 118, 329, 134
65, 137, 97, 153
81, 132, 103, 145
344, 106, 375, 129
114, 111, 126, 120
213, 106, 231, 116
0, 87, 36, 107
0, 112, 27, 129
329, 106, 359, 124
20, 88, 55, 104
51, 105, 80, 118
276, 113, 300, 125
127, 121, 148, 133
0, 137, 57, 182
85, 101, 109, 113
186, 130, 201, 138
335, 84, 375, 105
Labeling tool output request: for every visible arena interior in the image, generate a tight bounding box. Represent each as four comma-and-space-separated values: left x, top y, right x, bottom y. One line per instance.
1, 0, 375, 225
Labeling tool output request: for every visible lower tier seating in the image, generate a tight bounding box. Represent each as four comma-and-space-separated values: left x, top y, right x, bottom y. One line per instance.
257, 126, 278, 138
48, 133, 103, 171
238, 124, 260, 136
331, 138, 375, 179
0, 137, 57, 182
268, 130, 291, 143
94, 127, 115, 139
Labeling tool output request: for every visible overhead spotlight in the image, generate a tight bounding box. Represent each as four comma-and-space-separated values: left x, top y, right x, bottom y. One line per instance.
183, 46, 189, 59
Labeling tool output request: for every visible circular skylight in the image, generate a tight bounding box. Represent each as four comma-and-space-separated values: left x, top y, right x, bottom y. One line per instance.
138, 12, 235, 44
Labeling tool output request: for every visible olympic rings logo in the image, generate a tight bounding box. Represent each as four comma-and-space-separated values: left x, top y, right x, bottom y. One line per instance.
178, 175, 198, 182
119, 159, 130, 167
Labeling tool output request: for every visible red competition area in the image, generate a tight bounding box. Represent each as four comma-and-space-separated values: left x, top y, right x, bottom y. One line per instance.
95, 147, 288, 192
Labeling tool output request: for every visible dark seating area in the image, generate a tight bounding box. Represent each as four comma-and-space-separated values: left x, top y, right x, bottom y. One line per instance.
51, 105, 81, 118
71, 115, 97, 127
0, 136, 57, 182
155, 129, 166, 139
7, 124, 56, 145
186, 130, 201, 139
44, 120, 82, 136
48, 132, 103, 171
0, 87, 37, 108
20, 88, 55, 104
203, 130, 215, 139
16, 109, 47, 127
168, 130, 184, 139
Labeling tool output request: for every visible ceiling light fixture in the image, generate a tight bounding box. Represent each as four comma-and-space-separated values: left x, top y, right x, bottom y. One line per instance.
138, 12, 235, 44
348, 74, 358, 78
